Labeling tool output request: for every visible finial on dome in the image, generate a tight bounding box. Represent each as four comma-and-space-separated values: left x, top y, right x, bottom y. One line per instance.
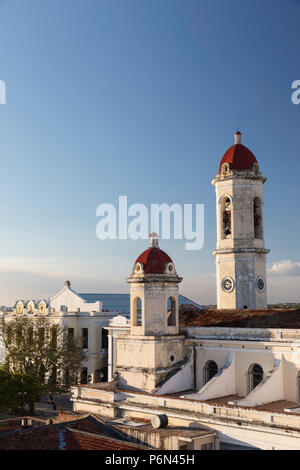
149, 232, 159, 248
64, 280, 71, 288
234, 131, 242, 144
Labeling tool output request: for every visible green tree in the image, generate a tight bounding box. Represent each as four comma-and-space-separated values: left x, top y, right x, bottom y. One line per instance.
0, 316, 86, 397
0, 368, 42, 415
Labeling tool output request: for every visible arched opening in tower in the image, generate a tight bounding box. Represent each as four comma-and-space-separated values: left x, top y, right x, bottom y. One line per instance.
167, 297, 176, 326
221, 196, 232, 238
133, 297, 142, 326
253, 197, 262, 239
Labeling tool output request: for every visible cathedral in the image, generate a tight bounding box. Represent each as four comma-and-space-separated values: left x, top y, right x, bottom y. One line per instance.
70, 132, 300, 450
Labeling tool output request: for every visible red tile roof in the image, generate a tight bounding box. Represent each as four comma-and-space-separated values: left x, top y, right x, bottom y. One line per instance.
135, 247, 172, 274
219, 143, 257, 172
0, 415, 148, 450
180, 306, 300, 328
64, 428, 147, 450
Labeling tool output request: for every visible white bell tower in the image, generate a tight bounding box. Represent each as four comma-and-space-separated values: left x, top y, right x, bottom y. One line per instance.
115, 234, 187, 392
212, 132, 270, 309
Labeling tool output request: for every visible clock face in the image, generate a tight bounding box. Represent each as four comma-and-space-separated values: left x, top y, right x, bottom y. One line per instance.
221, 277, 235, 293
256, 277, 265, 292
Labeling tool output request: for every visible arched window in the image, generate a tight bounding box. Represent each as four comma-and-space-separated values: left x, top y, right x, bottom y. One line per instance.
248, 364, 263, 392
253, 197, 263, 239
167, 297, 176, 326
133, 297, 142, 326
204, 360, 218, 384
16, 303, 23, 314
220, 196, 232, 239
38, 301, 46, 314
27, 301, 35, 314
221, 163, 230, 176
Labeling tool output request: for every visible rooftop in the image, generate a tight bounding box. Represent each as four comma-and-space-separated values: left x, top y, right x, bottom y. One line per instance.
0, 414, 149, 450
179, 306, 300, 329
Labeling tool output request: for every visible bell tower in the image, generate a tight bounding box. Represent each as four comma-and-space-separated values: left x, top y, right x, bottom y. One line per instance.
211, 132, 270, 309
115, 234, 186, 392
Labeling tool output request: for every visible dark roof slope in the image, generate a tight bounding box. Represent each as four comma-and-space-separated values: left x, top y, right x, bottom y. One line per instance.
0, 415, 148, 450
179, 306, 300, 329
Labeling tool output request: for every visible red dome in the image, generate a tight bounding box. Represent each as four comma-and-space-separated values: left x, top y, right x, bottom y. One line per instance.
135, 247, 173, 274
219, 134, 258, 172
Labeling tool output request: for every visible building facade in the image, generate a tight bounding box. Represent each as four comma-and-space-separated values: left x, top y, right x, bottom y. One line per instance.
0, 281, 126, 383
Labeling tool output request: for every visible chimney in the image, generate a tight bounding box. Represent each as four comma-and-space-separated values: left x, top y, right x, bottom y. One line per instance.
149, 232, 159, 248
234, 131, 242, 144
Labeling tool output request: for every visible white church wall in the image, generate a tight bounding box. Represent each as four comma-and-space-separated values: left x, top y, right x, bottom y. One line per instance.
186, 352, 236, 400
234, 358, 284, 407
155, 347, 194, 395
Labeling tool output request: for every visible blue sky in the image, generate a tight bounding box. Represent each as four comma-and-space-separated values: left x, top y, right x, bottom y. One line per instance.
0, 0, 299, 305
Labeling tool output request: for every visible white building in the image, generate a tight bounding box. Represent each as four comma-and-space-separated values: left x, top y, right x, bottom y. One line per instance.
1, 281, 199, 383
71, 132, 300, 450
1, 281, 129, 383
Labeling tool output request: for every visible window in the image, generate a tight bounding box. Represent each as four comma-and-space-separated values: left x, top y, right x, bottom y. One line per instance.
248, 364, 263, 392
82, 328, 88, 349
101, 328, 108, 349
80, 367, 88, 384
27, 301, 35, 314
28, 327, 34, 343
133, 297, 142, 326
16, 326, 22, 345
220, 196, 232, 239
16, 303, 23, 314
253, 197, 262, 239
204, 361, 218, 384
167, 297, 176, 326
6, 325, 12, 345
67, 328, 74, 345
38, 328, 45, 347
50, 326, 57, 349
38, 302, 46, 314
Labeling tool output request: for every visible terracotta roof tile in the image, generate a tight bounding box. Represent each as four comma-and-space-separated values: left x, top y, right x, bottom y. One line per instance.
135, 247, 172, 274
0, 415, 148, 450
219, 143, 257, 172
180, 306, 300, 329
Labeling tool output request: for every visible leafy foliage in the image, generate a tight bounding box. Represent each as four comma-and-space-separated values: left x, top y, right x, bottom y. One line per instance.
0, 368, 43, 415
0, 316, 86, 394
